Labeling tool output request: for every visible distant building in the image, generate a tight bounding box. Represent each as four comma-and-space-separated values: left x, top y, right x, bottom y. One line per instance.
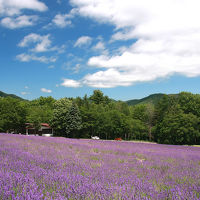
25, 123, 53, 136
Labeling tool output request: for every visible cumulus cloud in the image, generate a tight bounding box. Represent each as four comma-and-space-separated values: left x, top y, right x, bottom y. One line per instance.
69, 0, 200, 88
16, 53, 57, 63
61, 79, 81, 88
44, 11, 74, 29
0, 0, 47, 16
41, 88, 52, 93
1, 15, 38, 29
18, 33, 66, 53
74, 36, 92, 47
52, 14, 72, 28
18, 33, 52, 52
83, 69, 134, 88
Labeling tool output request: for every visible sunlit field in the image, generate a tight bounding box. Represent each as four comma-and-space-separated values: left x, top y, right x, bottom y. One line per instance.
0, 133, 200, 200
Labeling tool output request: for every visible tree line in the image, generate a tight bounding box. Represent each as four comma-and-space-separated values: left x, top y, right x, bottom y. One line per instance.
0, 90, 200, 145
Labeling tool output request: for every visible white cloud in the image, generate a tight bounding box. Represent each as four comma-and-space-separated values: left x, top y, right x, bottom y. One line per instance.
61, 79, 81, 88
21, 91, 30, 95
18, 33, 65, 53
69, 0, 200, 88
92, 41, 108, 55
44, 12, 74, 29
21, 86, 30, 95
74, 36, 92, 47
18, 33, 40, 47
92, 41, 105, 51
48, 65, 55, 69
50, 44, 67, 54
83, 69, 133, 88
52, 14, 72, 28
33, 36, 51, 53
0, 0, 47, 16
41, 88, 52, 93
18, 33, 52, 52
16, 53, 57, 63
1, 15, 38, 29
73, 64, 81, 73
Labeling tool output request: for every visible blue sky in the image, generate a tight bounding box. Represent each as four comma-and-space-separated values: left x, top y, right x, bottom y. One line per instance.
1, 0, 200, 101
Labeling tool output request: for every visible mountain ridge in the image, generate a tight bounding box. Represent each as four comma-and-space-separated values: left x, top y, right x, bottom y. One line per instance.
126, 93, 165, 106
0, 91, 24, 100
0, 90, 174, 105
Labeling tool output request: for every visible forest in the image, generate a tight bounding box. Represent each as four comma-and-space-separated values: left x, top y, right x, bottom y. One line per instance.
0, 90, 200, 145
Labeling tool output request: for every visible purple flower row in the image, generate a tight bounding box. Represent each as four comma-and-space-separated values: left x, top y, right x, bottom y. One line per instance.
0, 133, 200, 199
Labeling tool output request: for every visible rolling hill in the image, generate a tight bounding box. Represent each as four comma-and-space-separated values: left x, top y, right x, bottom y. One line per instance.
126, 93, 165, 106
0, 91, 24, 100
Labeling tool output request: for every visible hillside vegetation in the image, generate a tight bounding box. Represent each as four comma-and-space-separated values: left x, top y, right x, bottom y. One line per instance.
126, 93, 165, 106
0, 91, 24, 100
0, 90, 200, 145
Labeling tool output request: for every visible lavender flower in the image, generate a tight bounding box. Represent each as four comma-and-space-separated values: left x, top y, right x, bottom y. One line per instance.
0, 133, 200, 199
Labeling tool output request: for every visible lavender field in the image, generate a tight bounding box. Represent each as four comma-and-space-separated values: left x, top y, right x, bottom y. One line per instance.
0, 134, 200, 200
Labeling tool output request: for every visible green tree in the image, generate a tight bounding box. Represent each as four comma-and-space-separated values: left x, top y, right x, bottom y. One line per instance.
132, 103, 155, 141
94, 110, 110, 139
26, 107, 43, 134
178, 92, 200, 117
154, 94, 178, 123
26, 97, 55, 133
0, 97, 27, 133
145, 104, 155, 141
130, 119, 148, 141
98, 110, 126, 140
65, 102, 82, 138
153, 92, 200, 144
115, 101, 130, 116
51, 98, 72, 136
89, 90, 111, 105
79, 106, 97, 138
155, 112, 200, 145
31, 96, 55, 108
